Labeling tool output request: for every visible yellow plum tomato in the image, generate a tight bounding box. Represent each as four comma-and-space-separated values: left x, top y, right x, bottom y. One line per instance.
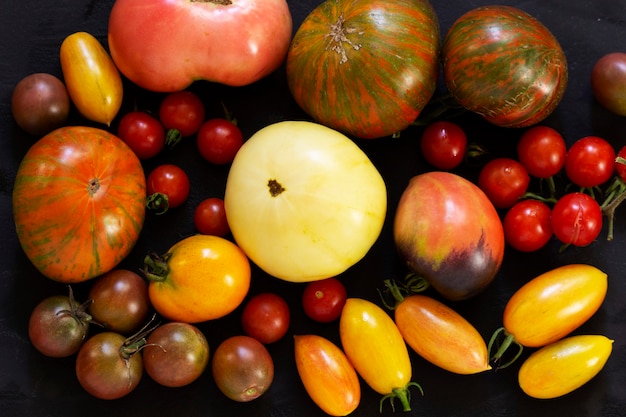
224, 121, 387, 283
12, 126, 146, 283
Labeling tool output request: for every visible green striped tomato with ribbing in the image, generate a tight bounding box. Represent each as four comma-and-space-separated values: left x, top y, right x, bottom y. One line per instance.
286, 0, 440, 139
12, 126, 146, 283
442, 5, 567, 128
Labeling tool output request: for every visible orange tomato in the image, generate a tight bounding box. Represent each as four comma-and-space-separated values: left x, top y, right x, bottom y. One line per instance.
518, 335, 613, 399
143, 235, 251, 323
394, 293, 491, 374
294, 335, 360, 416
339, 298, 420, 412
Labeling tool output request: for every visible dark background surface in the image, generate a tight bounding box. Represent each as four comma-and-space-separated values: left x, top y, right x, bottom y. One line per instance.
1, 0, 626, 416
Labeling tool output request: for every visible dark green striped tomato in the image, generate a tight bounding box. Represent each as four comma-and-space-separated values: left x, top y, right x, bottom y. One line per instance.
442, 5, 567, 128
12, 126, 146, 283
286, 0, 440, 139
393, 172, 505, 301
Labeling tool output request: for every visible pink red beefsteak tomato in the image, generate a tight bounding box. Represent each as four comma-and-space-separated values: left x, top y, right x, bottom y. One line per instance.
108, 0, 293, 92
12, 126, 146, 283
286, 0, 440, 139
393, 172, 505, 301
442, 5, 567, 128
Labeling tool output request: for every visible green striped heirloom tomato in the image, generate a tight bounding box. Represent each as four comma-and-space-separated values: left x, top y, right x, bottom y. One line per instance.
393, 171, 505, 301
340, 298, 421, 412
442, 5, 567, 128
518, 335, 613, 399
224, 121, 386, 282
13, 126, 146, 283
490, 264, 608, 368
286, 0, 440, 139
294, 335, 360, 416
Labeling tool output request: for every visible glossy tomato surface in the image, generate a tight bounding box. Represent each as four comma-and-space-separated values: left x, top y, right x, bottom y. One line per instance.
12, 126, 146, 283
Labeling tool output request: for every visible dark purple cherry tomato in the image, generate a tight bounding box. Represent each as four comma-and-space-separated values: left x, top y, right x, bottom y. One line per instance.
591, 52, 626, 116
117, 111, 165, 159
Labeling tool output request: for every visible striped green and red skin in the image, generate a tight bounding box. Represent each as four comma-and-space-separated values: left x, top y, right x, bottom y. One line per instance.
12, 126, 146, 283
442, 5, 568, 128
286, 0, 440, 139
393, 172, 505, 301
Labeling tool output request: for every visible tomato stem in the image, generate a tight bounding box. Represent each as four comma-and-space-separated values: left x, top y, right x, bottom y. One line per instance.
146, 192, 170, 215
600, 176, 626, 241
141, 252, 171, 283
165, 128, 183, 149
380, 382, 423, 413
487, 327, 523, 370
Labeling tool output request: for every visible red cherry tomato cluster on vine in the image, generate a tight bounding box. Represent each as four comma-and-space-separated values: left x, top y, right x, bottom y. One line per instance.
422, 122, 626, 252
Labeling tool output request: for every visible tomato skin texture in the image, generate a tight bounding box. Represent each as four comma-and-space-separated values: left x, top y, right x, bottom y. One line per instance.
143, 322, 209, 387
442, 6, 567, 127
478, 158, 530, 209
551, 192, 603, 247
339, 298, 414, 406
60, 32, 123, 126
591, 52, 626, 116
302, 277, 347, 323
518, 335, 613, 399
565, 136, 615, 188
108, 0, 293, 91
241, 292, 290, 344
294, 335, 360, 416
517, 126, 566, 178
503, 264, 608, 348
393, 171, 505, 301
503, 199, 553, 252
12, 126, 146, 283
287, 0, 440, 139
145, 235, 251, 323
395, 294, 491, 375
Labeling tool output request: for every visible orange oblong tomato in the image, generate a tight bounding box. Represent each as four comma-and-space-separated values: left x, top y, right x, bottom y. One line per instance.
294, 335, 360, 416
12, 126, 146, 283
142, 235, 251, 323
489, 264, 608, 368
518, 335, 613, 399
339, 298, 421, 413
392, 291, 491, 375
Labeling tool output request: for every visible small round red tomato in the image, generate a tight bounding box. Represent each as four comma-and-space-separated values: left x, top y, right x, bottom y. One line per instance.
117, 111, 165, 159
616, 145, 626, 182
503, 199, 553, 252
302, 277, 347, 323
241, 293, 290, 344
591, 52, 626, 116
565, 136, 615, 188
194, 197, 230, 236
212, 335, 274, 402
197, 118, 244, 165
551, 192, 603, 246
517, 126, 566, 178
88, 269, 150, 334
420, 121, 467, 170
143, 322, 209, 388
478, 158, 530, 209
146, 164, 190, 214
159, 90, 205, 146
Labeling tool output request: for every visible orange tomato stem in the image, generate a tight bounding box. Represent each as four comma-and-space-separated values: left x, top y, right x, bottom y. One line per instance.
141, 253, 171, 283
380, 382, 423, 413
487, 327, 523, 370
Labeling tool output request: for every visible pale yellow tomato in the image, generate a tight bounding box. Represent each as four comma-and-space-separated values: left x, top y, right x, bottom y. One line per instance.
224, 121, 387, 282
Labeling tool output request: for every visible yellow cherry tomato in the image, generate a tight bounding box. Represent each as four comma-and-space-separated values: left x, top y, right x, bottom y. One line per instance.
143, 235, 251, 323
518, 334, 613, 399
294, 334, 360, 416
339, 297, 420, 412
60, 31, 123, 126
394, 293, 491, 374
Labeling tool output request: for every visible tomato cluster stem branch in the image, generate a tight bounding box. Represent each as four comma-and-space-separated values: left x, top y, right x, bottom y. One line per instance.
600, 177, 626, 241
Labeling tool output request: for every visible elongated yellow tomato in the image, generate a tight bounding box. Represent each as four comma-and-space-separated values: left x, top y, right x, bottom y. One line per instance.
339, 298, 420, 412
142, 235, 251, 323
60, 32, 123, 126
394, 294, 491, 374
518, 335, 613, 399
294, 335, 360, 416
224, 121, 387, 283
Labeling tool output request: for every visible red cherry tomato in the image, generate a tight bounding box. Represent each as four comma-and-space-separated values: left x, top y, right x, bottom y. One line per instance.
159, 91, 205, 147
117, 111, 165, 159
503, 199, 553, 252
197, 118, 244, 165
420, 121, 467, 170
146, 164, 190, 214
616, 145, 626, 182
517, 126, 566, 178
241, 293, 290, 344
194, 197, 230, 236
478, 158, 530, 209
565, 136, 615, 188
302, 277, 347, 323
551, 192, 603, 247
